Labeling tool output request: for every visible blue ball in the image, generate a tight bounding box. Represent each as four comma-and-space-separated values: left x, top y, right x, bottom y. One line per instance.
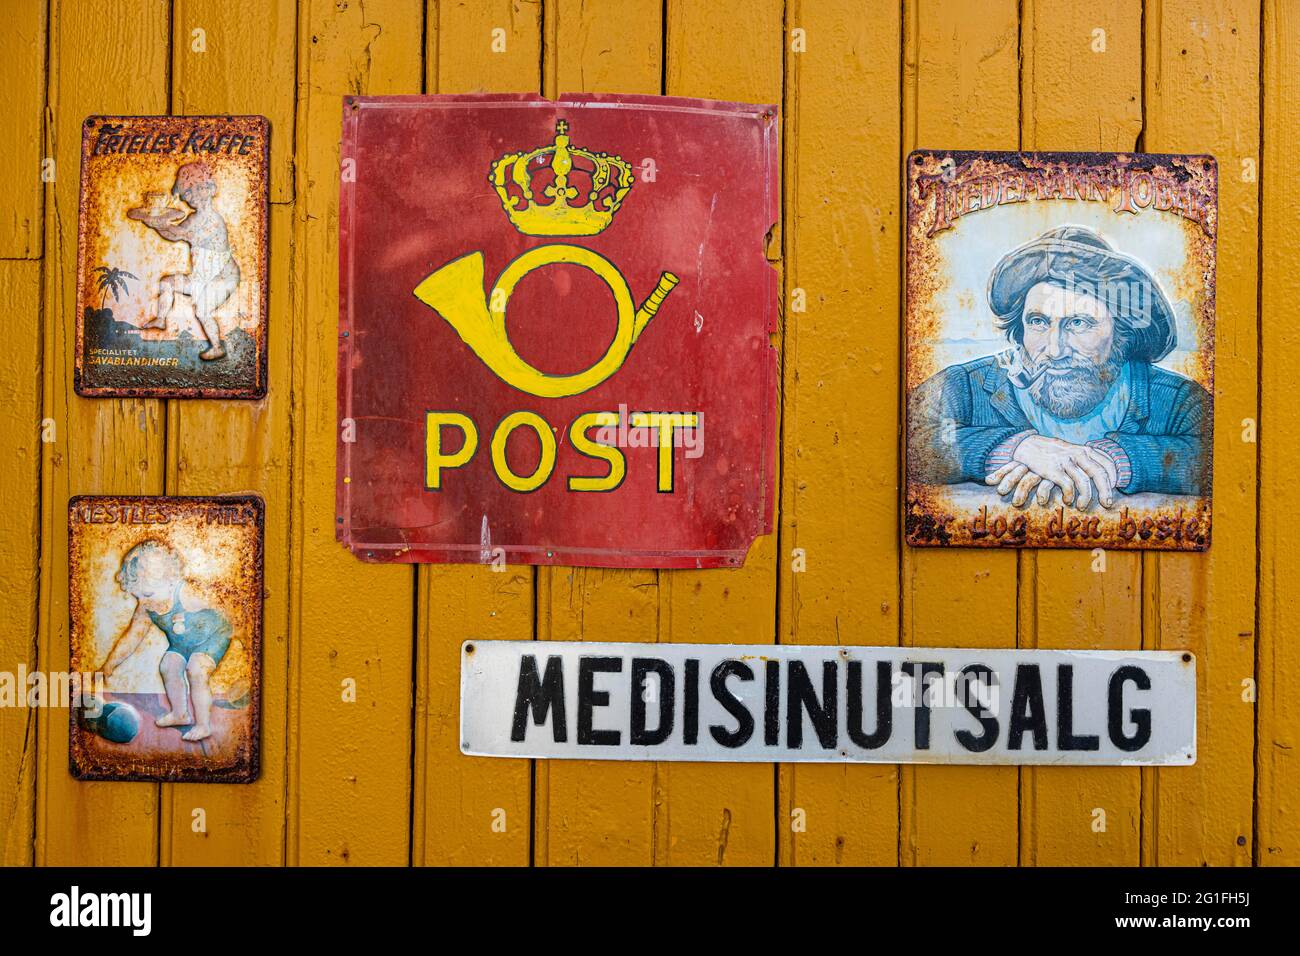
98, 701, 141, 744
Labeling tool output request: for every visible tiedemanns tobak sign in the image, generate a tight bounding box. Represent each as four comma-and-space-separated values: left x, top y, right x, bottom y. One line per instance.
904, 151, 1216, 550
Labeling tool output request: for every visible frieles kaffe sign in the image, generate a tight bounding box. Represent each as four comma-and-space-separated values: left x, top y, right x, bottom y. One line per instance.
338, 94, 778, 567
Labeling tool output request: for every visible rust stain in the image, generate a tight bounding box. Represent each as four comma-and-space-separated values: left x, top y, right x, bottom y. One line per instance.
904, 150, 1216, 551
74, 116, 270, 399
906, 494, 1210, 551
68, 495, 264, 783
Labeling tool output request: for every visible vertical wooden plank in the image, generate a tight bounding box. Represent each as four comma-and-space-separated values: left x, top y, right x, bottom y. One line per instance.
415, 564, 533, 865
290, 0, 422, 865
0, 0, 46, 257
171, 0, 297, 202
552, 0, 658, 93
1021, 0, 1144, 153
36, 0, 170, 866
161, 211, 293, 867
432, 0, 540, 94
534, 0, 663, 868
414, 0, 539, 868
161, 0, 296, 870
532, 0, 783, 869
657, 0, 783, 868
1141, 0, 1257, 866
776, 0, 901, 866
536, 569, 658, 865
1259, 0, 1300, 866
0, 0, 47, 871
0, 260, 42, 865
1017, 0, 1144, 866
900, 0, 1021, 866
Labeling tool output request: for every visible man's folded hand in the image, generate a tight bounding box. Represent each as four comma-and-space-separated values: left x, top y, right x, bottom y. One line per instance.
985, 434, 1119, 510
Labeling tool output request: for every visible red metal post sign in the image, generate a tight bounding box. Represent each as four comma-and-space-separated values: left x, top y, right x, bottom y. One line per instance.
338, 94, 778, 568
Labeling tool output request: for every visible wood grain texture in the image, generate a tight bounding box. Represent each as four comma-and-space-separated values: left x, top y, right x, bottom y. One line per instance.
1017, 0, 1144, 866
0, 0, 1290, 868
434, 0, 541, 94
35, 0, 170, 867
657, 0, 782, 868
535, 0, 665, 867
1141, 0, 1258, 867
1258, 0, 1299, 867
414, 0, 538, 868
0, 0, 46, 257
900, 0, 1021, 866
171, 0, 297, 201
159, 209, 294, 865
289, 0, 422, 865
777, 0, 902, 867
157, 0, 296, 869
0, 260, 42, 864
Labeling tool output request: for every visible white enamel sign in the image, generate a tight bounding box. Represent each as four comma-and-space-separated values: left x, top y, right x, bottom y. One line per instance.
460, 642, 1195, 766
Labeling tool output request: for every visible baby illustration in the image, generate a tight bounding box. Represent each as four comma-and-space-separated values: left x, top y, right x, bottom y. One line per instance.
97, 540, 232, 743
137, 162, 240, 360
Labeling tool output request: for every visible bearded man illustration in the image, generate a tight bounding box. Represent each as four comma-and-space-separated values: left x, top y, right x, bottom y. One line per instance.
137, 161, 239, 360
907, 225, 1211, 511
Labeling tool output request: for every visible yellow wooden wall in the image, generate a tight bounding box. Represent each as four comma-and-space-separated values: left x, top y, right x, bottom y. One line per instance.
0, 0, 1293, 866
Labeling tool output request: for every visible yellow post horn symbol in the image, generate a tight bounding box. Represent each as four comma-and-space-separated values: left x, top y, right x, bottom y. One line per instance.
413, 245, 678, 398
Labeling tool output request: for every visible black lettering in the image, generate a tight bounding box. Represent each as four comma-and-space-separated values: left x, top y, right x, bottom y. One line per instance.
1056, 664, 1100, 750
683, 658, 699, 745
1108, 665, 1152, 752
954, 664, 999, 753
1008, 664, 1048, 750
764, 660, 780, 746
93, 123, 124, 156
510, 655, 567, 743
787, 660, 838, 749
901, 661, 944, 749
847, 660, 892, 749
709, 660, 755, 748
577, 656, 622, 746
630, 658, 675, 746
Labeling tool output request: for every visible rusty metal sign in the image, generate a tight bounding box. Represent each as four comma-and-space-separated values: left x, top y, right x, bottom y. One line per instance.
905, 151, 1216, 550
69, 495, 263, 783
460, 641, 1196, 765
338, 94, 778, 568
74, 115, 269, 399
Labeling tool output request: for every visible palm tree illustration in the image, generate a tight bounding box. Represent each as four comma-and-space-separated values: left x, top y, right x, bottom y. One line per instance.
94, 266, 137, 311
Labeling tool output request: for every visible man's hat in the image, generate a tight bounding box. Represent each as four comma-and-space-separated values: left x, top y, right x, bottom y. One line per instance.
987, 225, 1178, 363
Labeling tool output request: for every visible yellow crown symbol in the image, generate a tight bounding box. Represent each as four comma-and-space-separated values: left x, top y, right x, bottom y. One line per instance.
489, 120, 634, 236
